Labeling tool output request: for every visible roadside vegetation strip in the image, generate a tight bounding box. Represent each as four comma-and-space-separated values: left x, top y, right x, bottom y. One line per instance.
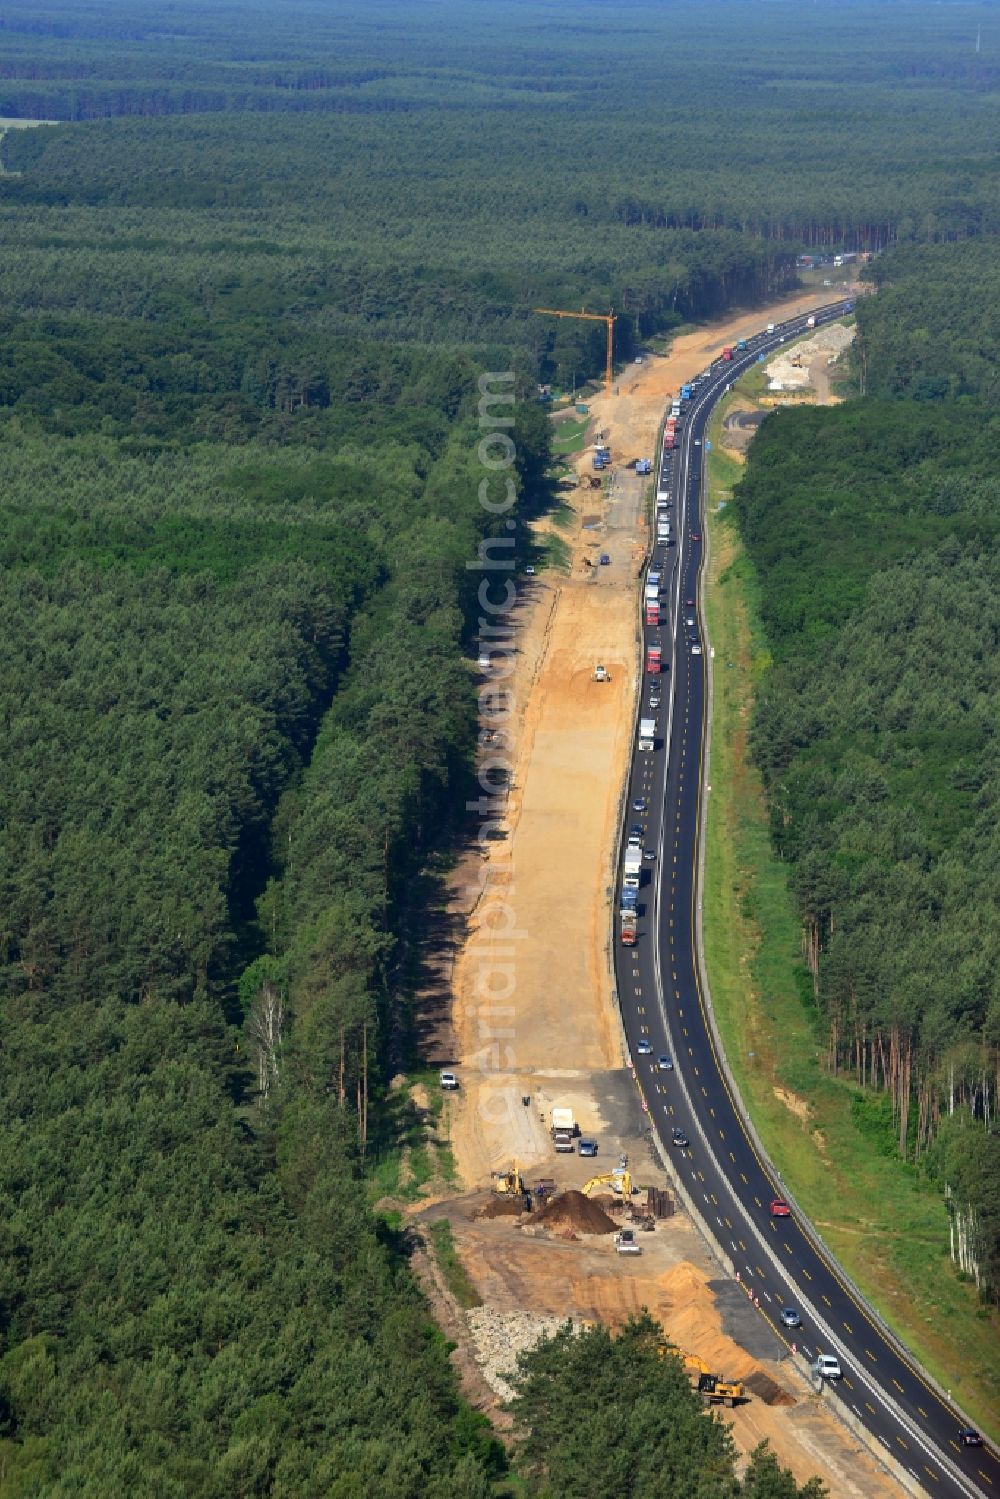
700, 385, 1000, 1438
427, 1220, 483, 1311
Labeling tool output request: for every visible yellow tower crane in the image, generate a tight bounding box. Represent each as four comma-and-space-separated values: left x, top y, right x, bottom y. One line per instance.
533, 307, 617, 394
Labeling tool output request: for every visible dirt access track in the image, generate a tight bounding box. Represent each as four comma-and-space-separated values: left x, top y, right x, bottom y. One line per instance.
431, 283, 896, 1495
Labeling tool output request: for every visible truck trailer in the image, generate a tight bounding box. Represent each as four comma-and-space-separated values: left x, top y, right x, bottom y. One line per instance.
646, 643, 662, 673
623, 848, 643, 889
639, 717, 656, 751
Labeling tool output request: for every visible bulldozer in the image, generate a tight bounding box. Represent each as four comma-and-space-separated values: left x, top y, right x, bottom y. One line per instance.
681, 1352, 747, 1408
491, 1162, 527, 1198
581, 1169, 635, 1198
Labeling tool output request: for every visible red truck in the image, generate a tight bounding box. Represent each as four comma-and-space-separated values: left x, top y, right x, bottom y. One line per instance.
646, 644, 662, 674
621, 912, 637, 946
645, 602, 660, 626
721, 346, 734, 361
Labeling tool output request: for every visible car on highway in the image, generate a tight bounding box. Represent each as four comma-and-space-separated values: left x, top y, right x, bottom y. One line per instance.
632, 796, 647, 813
959, 1429, 984, 1448
691, 643, 702, 655
694, 438, 702, 446
657, 1055, 673, 1071
649, 693, 661, 709
770, 1198, 791, 1218
690, 531, 701, 541
643, 848, 656, 861
578, 1139, 598, 1157
779, 1308, 801, 1329
685, 597, 694, 607
685, 615, 695, 627
670, 1127, 689, 1147
636, 1038, 652, 1056
811, 1354, 842, 1381
524, 564, 536, 575
629, 823, 643, 841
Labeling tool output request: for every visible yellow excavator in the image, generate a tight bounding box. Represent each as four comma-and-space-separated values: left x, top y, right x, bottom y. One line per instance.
581, 1170, 635, 1198
681, 1351, 747, 1408
491, 1162, 527, 1197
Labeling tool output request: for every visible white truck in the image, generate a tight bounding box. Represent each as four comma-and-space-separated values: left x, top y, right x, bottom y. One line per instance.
551, 1107, 577, 1136
623, 847, 643, 889
639, 718, 655, 752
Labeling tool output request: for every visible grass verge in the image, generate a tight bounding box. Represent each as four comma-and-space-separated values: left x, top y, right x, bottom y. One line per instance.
550, 416, 589, 455
427, 1219, 483, 1309
700, 385, 999, 1438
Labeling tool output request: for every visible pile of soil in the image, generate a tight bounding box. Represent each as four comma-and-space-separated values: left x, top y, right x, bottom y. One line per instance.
478, 1196, 525, 1220
743, 1370, 795, 1407
535, 1190, 616, 1235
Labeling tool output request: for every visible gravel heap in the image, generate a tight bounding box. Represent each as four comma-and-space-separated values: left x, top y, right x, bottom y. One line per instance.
465, 1306, 582, 1401
535, 1189, 617, 1234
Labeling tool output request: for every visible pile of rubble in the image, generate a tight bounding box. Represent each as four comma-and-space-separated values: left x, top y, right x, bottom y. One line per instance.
465, 1306, 582, 1402
765, 322, 854, 391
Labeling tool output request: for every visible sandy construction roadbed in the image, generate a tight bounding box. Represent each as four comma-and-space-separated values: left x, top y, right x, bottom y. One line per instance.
430, 284, 898, 1495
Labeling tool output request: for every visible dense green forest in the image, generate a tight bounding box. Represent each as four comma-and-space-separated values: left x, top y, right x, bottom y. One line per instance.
734, 245, 1000, 1303
2, 0, 1000, 1486
509, 1317, 824, 1498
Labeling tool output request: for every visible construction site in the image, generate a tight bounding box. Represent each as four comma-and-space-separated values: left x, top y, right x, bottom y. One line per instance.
407, 285, 898, 1496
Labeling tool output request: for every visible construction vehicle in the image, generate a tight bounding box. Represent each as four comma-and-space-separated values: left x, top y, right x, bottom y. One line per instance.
682, 1352, 747, 1407
582, 1170, 635, 1198
614, 1228, 642, 1255
491, 1162, 527, 1197
592, 664, 611, 683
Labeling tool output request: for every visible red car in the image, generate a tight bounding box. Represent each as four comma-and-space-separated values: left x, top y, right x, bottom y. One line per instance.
770, 1198, 791, 1218
690, 532, 701, 542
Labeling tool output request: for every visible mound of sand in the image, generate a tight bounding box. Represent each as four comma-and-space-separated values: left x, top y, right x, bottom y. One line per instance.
536, 1190, 616, 1235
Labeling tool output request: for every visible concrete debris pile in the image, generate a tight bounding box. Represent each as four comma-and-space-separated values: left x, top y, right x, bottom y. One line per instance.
535, 1189, 617, 1235
466, 1306, 581, 1402
765, 322, 854, 391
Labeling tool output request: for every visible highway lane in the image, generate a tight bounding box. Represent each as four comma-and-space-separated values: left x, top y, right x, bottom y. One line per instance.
613, 308, 998, 1499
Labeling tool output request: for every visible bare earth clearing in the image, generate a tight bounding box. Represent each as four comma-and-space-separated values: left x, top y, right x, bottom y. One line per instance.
418, 284, 897, 1495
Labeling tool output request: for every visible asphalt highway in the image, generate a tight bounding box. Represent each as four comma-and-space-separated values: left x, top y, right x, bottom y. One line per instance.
612, 306, 998, 1499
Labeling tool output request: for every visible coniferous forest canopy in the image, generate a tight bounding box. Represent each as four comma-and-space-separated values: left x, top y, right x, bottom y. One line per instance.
0, 0, 998, 1490
734, 239, 1000, 1302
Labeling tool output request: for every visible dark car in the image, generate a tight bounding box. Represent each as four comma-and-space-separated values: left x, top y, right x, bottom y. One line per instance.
599, 553, 611, 565
629, 823, 643, 841
632, 796, 647, 813
690, 531, 701, 542
671, 1126, 689, 1147
959, 1429, 983, 1448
